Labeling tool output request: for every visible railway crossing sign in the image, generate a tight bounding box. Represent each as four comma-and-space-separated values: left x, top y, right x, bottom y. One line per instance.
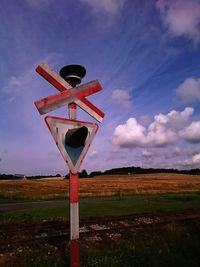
35, 62, 105, 267
45, 116, 99, 174
35, 63, 105, 122
35, 80, 102, 115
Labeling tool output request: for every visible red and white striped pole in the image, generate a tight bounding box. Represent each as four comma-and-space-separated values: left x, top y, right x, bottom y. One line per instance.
59, 65, 86, 267
68, 102, 80, 267
35, 63, 104, 266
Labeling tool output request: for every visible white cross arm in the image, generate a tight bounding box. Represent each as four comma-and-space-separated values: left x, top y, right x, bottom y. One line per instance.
36, 63, 105, 122
34, 80, 102, 115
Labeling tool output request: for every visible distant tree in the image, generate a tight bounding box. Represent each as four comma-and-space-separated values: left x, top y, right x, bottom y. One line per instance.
89, 171, 102, 177
0, 174, 14, 180
65, 173, 70, 179
79, 169, 88, 178
64, 170, 88, 179
55, 173, 61, 177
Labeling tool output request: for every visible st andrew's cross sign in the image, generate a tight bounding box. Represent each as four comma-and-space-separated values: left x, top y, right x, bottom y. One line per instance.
35, 63, 105, 122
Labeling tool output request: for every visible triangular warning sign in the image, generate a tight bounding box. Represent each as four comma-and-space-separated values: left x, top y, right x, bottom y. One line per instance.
45, 116, 99, 174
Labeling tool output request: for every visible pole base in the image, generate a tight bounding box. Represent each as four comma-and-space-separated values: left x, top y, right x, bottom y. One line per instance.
71, 239, 80, 267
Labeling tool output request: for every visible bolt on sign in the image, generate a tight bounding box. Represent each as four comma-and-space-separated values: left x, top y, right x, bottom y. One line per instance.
34, 63, 105, 267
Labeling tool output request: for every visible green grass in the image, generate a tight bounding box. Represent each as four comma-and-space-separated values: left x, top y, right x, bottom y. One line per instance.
80, 236, 200, 267
8, 256, 66, 267
1, 192, 200, 222
0, 194, 67, 204
0, 194, 32, 204
17, 234, 200, 267
80, 192, 200, 217
2, 192, 200, 267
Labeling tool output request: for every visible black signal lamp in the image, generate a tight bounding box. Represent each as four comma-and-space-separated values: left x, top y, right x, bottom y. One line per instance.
59, 64, 86, 86
65, 126, 88, 148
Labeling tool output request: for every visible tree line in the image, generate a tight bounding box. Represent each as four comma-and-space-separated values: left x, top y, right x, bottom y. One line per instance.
1, 167, 200, 180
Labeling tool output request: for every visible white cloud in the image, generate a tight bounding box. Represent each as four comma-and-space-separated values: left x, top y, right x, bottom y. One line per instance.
147, 121, 176, 146
146, 107, 194, 146
179, 121, 200, 143
181, 153, 200, 167
112, 107, 194, 148
112, 118, 146, 147
175, 77, 200, 103
3, 76, 25, 93
111, 89, 131, 108
2, 53, 61, 99
80, 0, 126, 14
173, 146, 181, 156
142, 149, 153, 157
156, 0, 200, 43
2, 70, 35, 103
89, 150, 98, 158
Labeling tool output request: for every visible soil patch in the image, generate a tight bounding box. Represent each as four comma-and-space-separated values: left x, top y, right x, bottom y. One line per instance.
1, 208, 200, 266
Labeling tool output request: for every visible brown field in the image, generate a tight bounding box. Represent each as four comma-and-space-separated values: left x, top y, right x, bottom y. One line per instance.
0, 173, 200, 200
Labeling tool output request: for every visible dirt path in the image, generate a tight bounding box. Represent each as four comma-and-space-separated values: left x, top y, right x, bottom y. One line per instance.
0, 196, 127, 213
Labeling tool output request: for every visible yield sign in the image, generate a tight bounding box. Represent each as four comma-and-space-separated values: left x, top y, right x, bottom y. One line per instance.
45, 116, 99, 174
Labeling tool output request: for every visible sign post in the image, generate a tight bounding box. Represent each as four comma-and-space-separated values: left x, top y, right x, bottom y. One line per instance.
68, 95, 79, 266
66, 66, 86, 266
34, 63, 104, 267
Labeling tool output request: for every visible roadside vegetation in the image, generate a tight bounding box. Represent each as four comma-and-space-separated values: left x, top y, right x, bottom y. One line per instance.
22, 237, 200, 267
1, 192, 200, 223
5, 210, 200, 267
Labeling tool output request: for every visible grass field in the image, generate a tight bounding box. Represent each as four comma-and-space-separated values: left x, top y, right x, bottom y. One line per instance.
1, 173, 200, 267
1, 192, 200, 222
22, 235, 200, 267
0, 173, 200, 201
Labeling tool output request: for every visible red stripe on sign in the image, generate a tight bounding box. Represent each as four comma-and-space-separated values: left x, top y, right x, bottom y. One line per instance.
35, 90, 72, 109
71, 239, 80, 267
80, 97, 105, 118
75, 84, 101, 99
36, 65, 70, 92
70, 172, 78, 203
35, 80, 101, 112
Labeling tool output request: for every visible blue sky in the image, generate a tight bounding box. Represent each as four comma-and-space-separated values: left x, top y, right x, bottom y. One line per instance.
0, 0, 200, 175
